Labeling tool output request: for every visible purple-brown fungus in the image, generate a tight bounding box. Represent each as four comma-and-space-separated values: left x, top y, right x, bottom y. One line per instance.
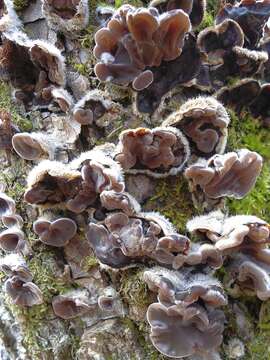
52, 290, 93, 319
94, 4, 191, 90
185, 149, 263, 200
163, 96, 230, 157
114, 127, 190, 177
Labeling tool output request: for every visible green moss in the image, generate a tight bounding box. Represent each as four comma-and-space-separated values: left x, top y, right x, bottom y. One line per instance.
247, 331, 270, 359
227, 110, 270, 222
120, 268, 154, 307
13, 0, 30, 11
0, 82, 33, 131
81, 255, 99, 271
197, 11, 214, 32
145, 176, 196, 233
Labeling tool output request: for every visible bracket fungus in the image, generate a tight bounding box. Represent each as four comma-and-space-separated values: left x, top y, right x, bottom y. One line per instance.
0, 227, 26, 252
0, 192, 15, 217
24, 151, 124, 212
41, 0, 89, 33
86, 211, 190, 269
185, 149, 263, 200
0, 110, 19, 163
52, 290, 93, 319
163, 97, 230, 157
216, 0, 270, 49
100, 190, 141, 215
94, 4, 191, 90
0, 35, 65, 105
0, 254, 32, 282
136, 33, 202, 114
33, 217, 77, 247
114, 127, 190, 178
197, 19, 244, 65
4, 275, 43, 307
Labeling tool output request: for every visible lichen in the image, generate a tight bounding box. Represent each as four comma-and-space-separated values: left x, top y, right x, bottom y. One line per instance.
0, 82, 33, 132
144, 176, 196, 233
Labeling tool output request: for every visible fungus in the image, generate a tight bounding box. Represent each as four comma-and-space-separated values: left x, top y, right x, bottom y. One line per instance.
51, 87, 74, 112
147, 303, 225, 358
227, 253, 270, 300
216, 0, 270, 49
150, 0, 206, 28
114, 127, 190, 178
163, 97, 230, 157
2, 214, 23, 228
94, 4, 191, 89
216, 79, 261, 113
185, 149, 263, 200
197, 19, 244, 65
136, 33, 201, 114
52, 290, 93, 319
249, 83, 270, 126
0, 192, 15, 217
33, 217, 77, 247
0, 227, 25, 252
100, 190, 141, 215
41, 0, 89, 33
144, 267, 227, 307
12, 133, 45, 161
73, 90, 121, 127
4, 275, 43, 306
0, 254, 32, 282
86, 211, 190, 269
0, 35, 65, 105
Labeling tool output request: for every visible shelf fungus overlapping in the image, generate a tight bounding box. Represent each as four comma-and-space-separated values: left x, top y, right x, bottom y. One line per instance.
2, 0, 270, 358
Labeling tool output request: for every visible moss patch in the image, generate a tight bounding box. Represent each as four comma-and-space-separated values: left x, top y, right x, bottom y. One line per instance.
226, 110, 270, 222
0, 82, 33, 132
13, 0, 30, 11
145, 176, 196, 233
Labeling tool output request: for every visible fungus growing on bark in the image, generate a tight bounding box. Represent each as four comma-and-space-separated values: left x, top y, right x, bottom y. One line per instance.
100, 190, 141, 215
24, 151, 124, 212
147, 302, 226, 359
185, 149, 263, 200
86, 211, 190, 269
94, 4, 191, 89
150, 0, 206, 28
52, 290, 93, 319
12, 133, 45, 161
216, 0, 270, 49
42, 0, 89, 33
0, 228, 25, 252
0, 192, 15, 217
216, 79, 261, 113
136, 33, 201, 114
197, 19, 244, 65
144, 267, 227, 307
163, 97, 230, 157
33, 217, 77, 247
2, 214, 23, 228
249, 83, 270, 126
0, 35, 65, 105
4, 275, 43, 306
0, 254, 32, 282
72, 90, 121, 128
114, 127, 190, 178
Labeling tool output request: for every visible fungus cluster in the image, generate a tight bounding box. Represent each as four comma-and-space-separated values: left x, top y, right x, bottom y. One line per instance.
1, 0, 270, 358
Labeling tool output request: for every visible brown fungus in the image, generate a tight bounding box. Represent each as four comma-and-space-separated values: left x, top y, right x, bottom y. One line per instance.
216, 78, 261, 113
185, 149, 263, 200
216, 0, 270, 49
144, 267, 227, 307
136, 33, 202, 114
2, 214, 23, 228
147, 302, 225, 359
0, 192, 15, 217
0, 227, 26, 252
52, 290, 93, 319
197, 19, 244, 65
249, 83, 270, 126
0, 254, 32, 282
4, 275, 43, 307
94, 4, 191, 89
0, 110, 19, 163
33, 217, 77, 247
12, 133, 45, 161
114, 127, 190, 178
86, 211, 190, 269
41, 0, 89, 33
100, 190, 141, 215
163, 97, 230, 158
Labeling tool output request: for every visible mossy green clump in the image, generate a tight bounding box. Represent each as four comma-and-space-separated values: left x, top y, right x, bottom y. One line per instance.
81, 255, 99, 271
226, 110, 270, 222
120, 268, 154, 308
145, 176, 196, 233
13, 0, 30, 11
247, 331, 270, 359
0, 82, 33, 132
